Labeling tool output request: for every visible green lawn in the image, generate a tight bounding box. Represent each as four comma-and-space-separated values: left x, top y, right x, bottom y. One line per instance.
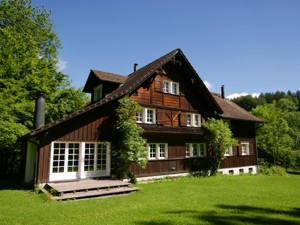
0, 174, 300, 225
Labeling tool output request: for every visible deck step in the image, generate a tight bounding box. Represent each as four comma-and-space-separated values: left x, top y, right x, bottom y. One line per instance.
52, 186, 139, 201
43, 180, 139, 201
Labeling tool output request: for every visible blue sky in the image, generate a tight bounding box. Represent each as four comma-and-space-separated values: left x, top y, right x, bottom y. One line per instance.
33, 0, 300, 98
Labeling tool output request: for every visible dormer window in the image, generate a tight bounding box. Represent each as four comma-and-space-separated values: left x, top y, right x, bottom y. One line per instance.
163, 81, 179, 95
94, 84, 103, 101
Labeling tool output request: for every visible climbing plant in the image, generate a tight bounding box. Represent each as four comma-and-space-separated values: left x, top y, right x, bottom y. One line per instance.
203, 118, 237, 176
111, 97, 147, 180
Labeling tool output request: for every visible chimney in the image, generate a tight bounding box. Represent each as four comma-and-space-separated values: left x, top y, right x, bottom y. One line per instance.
221, 85, 225, 99
134, 63, 138, 72
34, 92, 45, 129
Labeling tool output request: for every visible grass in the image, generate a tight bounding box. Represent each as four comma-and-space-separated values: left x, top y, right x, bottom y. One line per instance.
0, 174, 300, 225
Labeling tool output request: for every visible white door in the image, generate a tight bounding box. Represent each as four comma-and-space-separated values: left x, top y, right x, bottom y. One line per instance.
49, 142, 110, 182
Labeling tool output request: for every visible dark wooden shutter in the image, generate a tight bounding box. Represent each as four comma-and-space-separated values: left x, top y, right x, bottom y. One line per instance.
180, 112, 187, 127
154, 80, 163, 92
156, 109, 165, 125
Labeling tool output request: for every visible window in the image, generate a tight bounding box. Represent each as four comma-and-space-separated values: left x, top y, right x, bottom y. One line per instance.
187, 114, 191, 126
84, 143, 95, 171
147, 143, 168, 160
52, 142, 110, 174
171, 82, 178, 95
186, 113, 201, 127
52, 143, 66, 173
93, 84, 103, 101
163, 80, 179, 95
241, 142, 250, 155
135, 108, 156, 124
146, 109, 154, 123
67, 143, 79, 172
163, 81, 169, 93
224, 145, 233, 156
136, 111, 142, 123
185, 143, 207, 157
97, 143, 107, 171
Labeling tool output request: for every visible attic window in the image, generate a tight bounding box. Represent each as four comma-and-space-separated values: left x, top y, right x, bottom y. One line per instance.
163, 80, 179, 95
94, 84, 103, 101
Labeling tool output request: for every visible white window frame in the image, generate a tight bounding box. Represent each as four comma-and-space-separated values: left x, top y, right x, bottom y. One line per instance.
241, 142, 250, 155
186, 113, 201, 127
93, 84, 103, 101
163, 81, 169, 93
135, 108, 156, 124
224, 145, 233, 156
185, 143, 207, 158
136, 111, 142, 123
163, 80, 179, 95
49, 141, 111, 182
147, 143, 168, 160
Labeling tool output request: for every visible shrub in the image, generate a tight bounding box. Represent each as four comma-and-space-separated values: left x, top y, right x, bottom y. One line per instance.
259, 165, 287, 176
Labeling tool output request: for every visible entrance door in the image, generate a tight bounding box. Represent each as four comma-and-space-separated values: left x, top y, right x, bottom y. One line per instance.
49, 142, 110, 182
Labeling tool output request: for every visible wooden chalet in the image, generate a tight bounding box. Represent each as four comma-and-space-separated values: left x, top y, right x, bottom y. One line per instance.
24, 48, 264, 185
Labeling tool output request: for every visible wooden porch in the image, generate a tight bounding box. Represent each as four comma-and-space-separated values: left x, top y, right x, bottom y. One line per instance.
42, 179, 139, 201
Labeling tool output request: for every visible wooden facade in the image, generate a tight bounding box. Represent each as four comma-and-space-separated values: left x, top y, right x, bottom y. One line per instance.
24, 49, 263, 184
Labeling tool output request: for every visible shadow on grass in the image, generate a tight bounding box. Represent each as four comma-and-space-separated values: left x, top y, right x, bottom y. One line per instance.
136, 206, 300, 225
0, 174, 32, 190
286, 171, 300, 176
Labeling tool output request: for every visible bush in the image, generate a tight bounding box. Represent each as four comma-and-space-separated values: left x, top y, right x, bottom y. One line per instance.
127, 171, 137, 184
259, 164, 287, 176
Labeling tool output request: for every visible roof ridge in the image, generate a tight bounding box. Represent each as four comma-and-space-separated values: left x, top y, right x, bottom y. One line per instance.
91, 69, 125, 78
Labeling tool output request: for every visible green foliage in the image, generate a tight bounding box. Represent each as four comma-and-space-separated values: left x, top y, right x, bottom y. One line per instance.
127, 171, 137, 184
234, 91, 300, 169
111, 97, 147, 179
232, 95, 266, 111
203, 118, 238, 176
0, 0, 88, 174
252, 99, 300, 168
259, 164, 287, 176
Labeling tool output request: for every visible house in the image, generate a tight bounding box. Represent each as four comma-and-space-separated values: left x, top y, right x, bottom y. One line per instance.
24, 48, 263, 185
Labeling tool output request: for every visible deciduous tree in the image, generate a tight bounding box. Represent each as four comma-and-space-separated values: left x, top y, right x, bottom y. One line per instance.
0, 0, 88, 174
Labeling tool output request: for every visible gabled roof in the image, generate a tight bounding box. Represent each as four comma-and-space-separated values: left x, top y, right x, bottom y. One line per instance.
212, 93, 264, 123
82, 70, 126, 93
28, 48, 257, 137
92, 70, 127, 83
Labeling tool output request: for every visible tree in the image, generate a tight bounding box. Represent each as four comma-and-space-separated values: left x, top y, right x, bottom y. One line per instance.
0, 0, 88, 174
203, 118, 237, 176
252, 101, 293, 167
111, 97, 147, 180
232, 95, 265, 111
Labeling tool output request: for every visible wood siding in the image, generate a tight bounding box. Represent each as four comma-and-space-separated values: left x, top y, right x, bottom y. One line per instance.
34, 60, 259, 182
130, 136, 257, 177
36, 103, 117, 183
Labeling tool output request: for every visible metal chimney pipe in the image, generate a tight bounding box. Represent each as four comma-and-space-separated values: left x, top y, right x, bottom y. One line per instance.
134, 63, 138, 72
221, 85, 225, 99
34, 92, 45, 129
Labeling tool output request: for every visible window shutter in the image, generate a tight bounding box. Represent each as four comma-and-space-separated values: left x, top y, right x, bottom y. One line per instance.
154, 80, 163, 92
156, 109, 165, 125
180, 113, 187, 126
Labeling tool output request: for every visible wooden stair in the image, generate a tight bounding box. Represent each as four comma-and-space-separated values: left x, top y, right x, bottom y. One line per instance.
43, 180, 139, 201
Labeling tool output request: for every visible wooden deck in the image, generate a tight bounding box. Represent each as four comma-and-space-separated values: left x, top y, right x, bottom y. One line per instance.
43, 180, 139, 201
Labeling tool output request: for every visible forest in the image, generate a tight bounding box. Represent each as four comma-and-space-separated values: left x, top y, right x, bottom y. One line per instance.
232, 91, 300, 169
